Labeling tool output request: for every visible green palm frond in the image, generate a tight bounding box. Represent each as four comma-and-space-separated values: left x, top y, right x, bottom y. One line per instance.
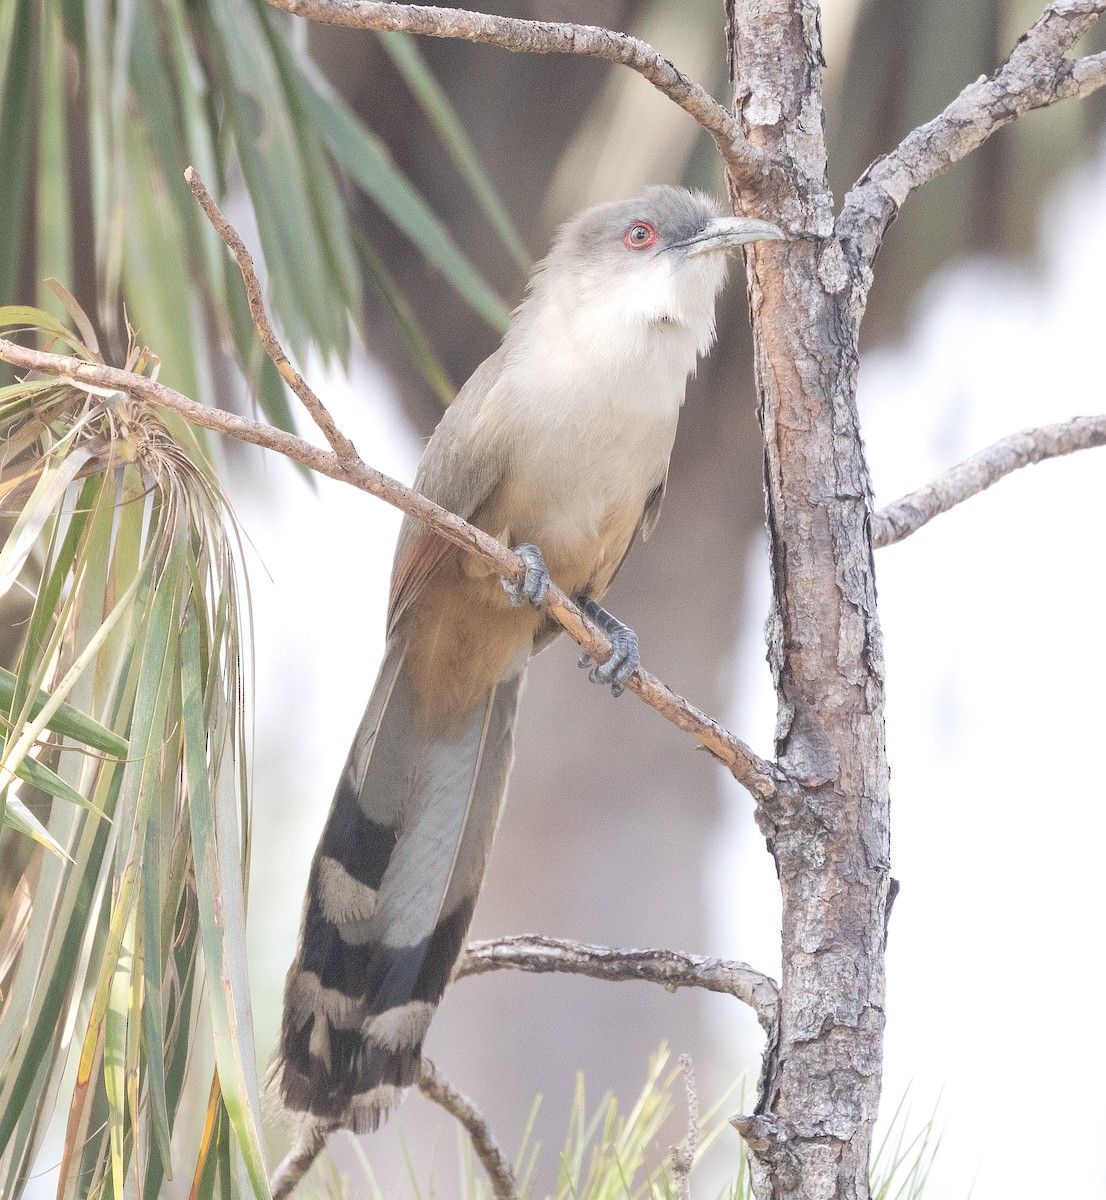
548, 1048, 745, 1200
870, 1090, 943, 1200
0, 306, 267, 1198
377, 31, 532, 276
0, 0, 520, 420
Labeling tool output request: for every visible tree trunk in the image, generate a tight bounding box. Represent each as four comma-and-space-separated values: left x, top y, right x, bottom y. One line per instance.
727, 3, 892, 1196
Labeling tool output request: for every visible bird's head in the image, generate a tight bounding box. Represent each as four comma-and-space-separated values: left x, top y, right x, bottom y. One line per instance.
526, 186, 784, 358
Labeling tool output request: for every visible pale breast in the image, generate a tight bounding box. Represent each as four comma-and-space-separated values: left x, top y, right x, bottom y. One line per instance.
482, 323, 695, 593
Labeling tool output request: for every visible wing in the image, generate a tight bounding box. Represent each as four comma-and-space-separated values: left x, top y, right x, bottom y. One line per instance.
601, 471, 668, 591
639, 470, 667, 543
591, 471, 667, 596
532, 471, 668, 655
388, 349, 510, 630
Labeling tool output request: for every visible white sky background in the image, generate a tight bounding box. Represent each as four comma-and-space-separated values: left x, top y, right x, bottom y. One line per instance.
721, 136, 1106, 1198
234, 140, 1106, 1198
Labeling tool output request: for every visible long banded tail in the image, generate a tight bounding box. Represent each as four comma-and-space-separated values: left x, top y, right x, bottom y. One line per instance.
277, 639, 521, 1132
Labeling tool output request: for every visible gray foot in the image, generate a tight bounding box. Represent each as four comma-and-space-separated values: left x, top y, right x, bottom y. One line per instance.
577, 598, 640, 697
502, 543, 549, 608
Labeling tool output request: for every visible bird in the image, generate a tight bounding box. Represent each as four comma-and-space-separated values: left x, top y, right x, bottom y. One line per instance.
273, 185, 783, 1158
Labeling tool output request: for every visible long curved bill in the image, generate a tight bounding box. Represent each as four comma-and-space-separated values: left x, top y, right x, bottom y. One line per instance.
670, 216, 785, 255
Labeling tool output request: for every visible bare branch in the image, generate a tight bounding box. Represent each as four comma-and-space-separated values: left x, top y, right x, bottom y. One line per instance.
417, 1060, 518, 1200
457, 935, 780, 1034
184, 167, 360, 470
871, 414, 1106, 548
839, 1, 1106, 266
270, 1064, 517, 1199
262, 0, 765, 177
670, 1054, 699, 1200
269, 1120, 331, 1200
0, 334, 781, 800
268, 1007, 732, 1200
632, 671, 780, 799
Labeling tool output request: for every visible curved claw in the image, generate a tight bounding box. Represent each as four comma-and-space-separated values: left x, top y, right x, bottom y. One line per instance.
577, 599, 640, 697
501, 543, 549, 608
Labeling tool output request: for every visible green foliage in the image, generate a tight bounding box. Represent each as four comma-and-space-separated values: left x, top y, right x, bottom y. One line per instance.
0, 6, 1007, 1196
0, 305, 267, 1197
0, 0, 525, 416
329, 1049, 746, 1200
313, 1052, 942, 1200
870, 1091, 942, 1200
377, 31, 532, 276
546, 1050, 717, 1200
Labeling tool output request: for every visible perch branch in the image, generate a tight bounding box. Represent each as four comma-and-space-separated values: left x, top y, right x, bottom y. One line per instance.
871, 414, 1106, 547
457, 935, 780, 1035
0, 333, 781, 801
839, 0, 1106, 266
262, 0, 764, 177
418, 1060, 518, 1200
188, 169, 780, 801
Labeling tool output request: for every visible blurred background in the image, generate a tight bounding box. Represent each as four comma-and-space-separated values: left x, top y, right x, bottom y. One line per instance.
4, 0, 1106, 1196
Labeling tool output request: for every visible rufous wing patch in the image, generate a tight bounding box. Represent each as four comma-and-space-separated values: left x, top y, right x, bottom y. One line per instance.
389, 532, 453, 626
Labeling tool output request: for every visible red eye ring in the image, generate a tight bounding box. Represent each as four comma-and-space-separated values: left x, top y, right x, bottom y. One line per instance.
623, 221, 659, 250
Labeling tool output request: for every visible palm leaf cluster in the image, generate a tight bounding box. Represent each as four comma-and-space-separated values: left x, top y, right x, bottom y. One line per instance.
0, 0, 525, 418
0, 304, 266, 1197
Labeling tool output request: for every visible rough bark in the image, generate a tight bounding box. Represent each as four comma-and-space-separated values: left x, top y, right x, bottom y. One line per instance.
237, 2, 1106, 1195
726, 3, 890, 1197
724, 3, 1106, 1196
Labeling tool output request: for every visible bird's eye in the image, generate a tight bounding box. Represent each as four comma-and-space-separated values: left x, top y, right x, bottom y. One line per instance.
623, 221, 659, 250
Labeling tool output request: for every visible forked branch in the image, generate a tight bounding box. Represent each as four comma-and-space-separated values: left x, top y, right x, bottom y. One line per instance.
0, 335, 779, 799
417, 1061, 519, 1200
272, 1062, 519, 1199
839, 0, 1106, 268
185, 168, 360, 470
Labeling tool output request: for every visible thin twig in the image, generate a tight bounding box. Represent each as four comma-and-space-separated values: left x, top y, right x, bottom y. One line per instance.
269, 1120, 331, 1200
262, 0, 765, 177
457, 935, 780, 1035
871, 414, 1106, 548
838, 0, 1106, 269
670, 1054, 699, 1200
0, 334, 781, 801
184, 167, 361, 470
417, 1059, 518, 1200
